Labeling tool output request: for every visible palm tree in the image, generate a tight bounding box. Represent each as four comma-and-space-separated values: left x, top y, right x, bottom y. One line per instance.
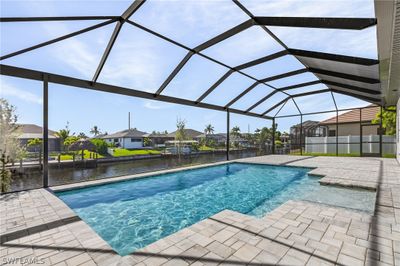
175, 118, 187, 161
55, 122, 71, 152
230, 126, 241, 148
90, 126, 101, 136
204, 124, 214, 135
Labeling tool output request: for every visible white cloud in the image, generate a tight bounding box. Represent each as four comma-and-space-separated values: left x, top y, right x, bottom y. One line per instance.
0, 82, 43, 105
143, 101, 169, 110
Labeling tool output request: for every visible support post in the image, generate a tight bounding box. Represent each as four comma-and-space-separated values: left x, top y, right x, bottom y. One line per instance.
272, 118, 276, 154
300, 115, 303, 155
360, 108, 363, 156
336, 110, 339, 156
226, 109, 230, 161
379, 105, 383, 157
43, 75, 49, 188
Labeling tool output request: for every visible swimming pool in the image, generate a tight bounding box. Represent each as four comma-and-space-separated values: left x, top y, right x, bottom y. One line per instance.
56, 162, 375, 256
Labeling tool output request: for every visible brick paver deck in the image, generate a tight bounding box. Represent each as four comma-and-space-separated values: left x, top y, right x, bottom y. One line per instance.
1, 155, 399, 265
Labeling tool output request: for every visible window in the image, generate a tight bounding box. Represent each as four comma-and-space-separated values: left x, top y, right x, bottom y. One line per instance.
114, 138, 119, 142
329, 130, 336, 137
131, 138, 142, 142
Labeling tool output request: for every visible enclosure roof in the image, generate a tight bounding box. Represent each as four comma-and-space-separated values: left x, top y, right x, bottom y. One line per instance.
1, 0, 398, 119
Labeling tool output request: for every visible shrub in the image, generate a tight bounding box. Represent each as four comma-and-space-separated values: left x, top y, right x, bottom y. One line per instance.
90, 138, 108, 155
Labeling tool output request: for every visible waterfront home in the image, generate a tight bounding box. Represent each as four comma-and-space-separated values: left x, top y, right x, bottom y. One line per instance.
102, 128, 148, 149
320, 105, 380, 136
17, 124, 60, 152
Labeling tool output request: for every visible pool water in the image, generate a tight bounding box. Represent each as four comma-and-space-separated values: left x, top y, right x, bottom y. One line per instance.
56, 163, 375, 256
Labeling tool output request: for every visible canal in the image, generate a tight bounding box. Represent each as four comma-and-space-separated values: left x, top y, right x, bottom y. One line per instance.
9, 150, 260, 192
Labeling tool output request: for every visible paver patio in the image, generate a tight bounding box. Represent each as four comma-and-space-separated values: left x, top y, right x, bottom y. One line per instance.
1, 155, 399, 265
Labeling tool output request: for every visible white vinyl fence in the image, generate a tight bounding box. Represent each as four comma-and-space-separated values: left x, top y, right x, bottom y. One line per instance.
305, 135, 396, 155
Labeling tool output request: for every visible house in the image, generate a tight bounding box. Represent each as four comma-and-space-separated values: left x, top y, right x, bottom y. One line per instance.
144, 133, 174, 147
194, 133, 227, 145
290, 120, 327, 147
166, 129, 203, 140
102, 128, 148, 149
319, 106, 380, 136
17, 124, 60, 152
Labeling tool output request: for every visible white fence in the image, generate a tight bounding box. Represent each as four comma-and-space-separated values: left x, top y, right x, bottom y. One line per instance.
305, 135, 396, 155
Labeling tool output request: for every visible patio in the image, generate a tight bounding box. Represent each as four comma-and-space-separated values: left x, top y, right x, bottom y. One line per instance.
1, 155, 399, 265
1, 0, 400, 265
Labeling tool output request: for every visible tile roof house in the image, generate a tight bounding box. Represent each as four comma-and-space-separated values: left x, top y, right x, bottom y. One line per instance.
101, 128, 148, 149
320, 106, 380, 136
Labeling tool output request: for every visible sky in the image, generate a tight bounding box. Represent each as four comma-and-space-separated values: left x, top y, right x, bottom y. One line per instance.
0, 0, 377, 135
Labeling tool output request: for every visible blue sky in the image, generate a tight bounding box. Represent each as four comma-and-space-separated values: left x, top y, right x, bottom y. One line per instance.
0, 0, 377, 135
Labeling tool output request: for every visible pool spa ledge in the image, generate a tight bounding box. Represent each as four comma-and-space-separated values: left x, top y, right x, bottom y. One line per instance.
1, 155, 399, 266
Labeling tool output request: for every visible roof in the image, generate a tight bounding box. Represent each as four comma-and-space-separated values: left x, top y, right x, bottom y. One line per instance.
102, 128, 148, 139
144, 133, 171, 138
17, 124, 58, 139
2, 1, 396, 121
290, 120, 320, 129
320, 106, 379, 125
167, 129, 203, 139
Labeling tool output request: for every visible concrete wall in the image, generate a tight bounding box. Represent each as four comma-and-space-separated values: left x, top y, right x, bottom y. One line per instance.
326, 123, 379, 136
121, 138, 143, 149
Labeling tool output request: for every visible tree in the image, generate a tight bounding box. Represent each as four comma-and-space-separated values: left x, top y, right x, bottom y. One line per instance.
143, 137, 151, 147
175, 118, 187, 160
90, 126, 101, 136
90, 138, 108, 155
230, 126, 241, 138
27, 138, 43, 166
256, 127, 272, 152
77, 132, 88, 139
204, 124, 214, 135
55, 122, 71, 151
64, 136, 80, 151
372, 106, 396, 135
0, 98, 24, 192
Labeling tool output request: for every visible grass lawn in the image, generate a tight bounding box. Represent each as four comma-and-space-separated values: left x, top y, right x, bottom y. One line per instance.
198, 145, 215, 151
55, 150, 104, 161
112, 148, 161, 157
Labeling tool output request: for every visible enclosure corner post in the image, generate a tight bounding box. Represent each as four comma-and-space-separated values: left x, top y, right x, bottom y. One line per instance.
272, 118, 276, 154
43, 74, 49, 188
300, 114, 303, 156
226, 109, 230, 161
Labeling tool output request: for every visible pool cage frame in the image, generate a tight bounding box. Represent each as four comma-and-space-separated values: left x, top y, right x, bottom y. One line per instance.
0, 0, 388, 188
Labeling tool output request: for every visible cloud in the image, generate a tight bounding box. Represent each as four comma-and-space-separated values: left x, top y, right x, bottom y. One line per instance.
143, 101, 169, 110
0, 82, 43, 105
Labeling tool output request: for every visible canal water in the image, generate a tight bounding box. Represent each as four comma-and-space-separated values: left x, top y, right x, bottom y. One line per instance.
9, 151, 259, 192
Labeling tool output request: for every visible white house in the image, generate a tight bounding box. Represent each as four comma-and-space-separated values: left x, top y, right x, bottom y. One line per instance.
102, 128, 148, 149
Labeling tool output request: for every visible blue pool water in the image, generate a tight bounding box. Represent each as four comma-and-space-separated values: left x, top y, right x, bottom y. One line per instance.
56, 163, 375, 256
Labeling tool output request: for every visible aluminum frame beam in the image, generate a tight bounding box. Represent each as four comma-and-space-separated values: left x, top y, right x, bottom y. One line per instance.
260, 68, 308, 83
322, 80, 381, 95
92, 0, 146, 83
261, 98, 290, 116
0, 19, 117, 61
289, 49, 379, 65
253, 16, 377, 30
278, 80, 322, 91
0, 16, 120, 22
0, 64, 273, 120
310, 68, 380, 84
154, 19, 254, 95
